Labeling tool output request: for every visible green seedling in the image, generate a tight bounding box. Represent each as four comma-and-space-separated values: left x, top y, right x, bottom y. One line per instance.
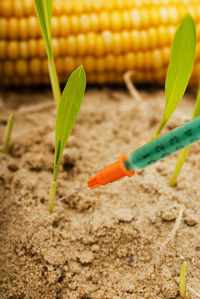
34, 0, 61, 106
34, 1, 86, 212
48, 66, 86, 212
3, 114, 14, 153
150, 14, 196, 142
170, 85, 200, 186
180, 261, 186, 298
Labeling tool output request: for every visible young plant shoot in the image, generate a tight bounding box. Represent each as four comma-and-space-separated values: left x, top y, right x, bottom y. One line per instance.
34, 0, 61, 106
170, 85, 200, 186
180, 261, 186, 298
3, 114, 14, 153
150, 14, 196, 141
48, 66, 86, 212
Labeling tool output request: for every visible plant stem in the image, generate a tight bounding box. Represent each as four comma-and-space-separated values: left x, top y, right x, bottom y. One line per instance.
48, 165, 59, 212
169, 146, 191, 187
48, 180, 57, 212
179, 261, 186, 298
3, 114, 14, 153
149, 118, 167, 142
48, 59, 61, 107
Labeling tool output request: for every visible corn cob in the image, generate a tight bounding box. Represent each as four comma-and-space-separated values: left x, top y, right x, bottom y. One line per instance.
0, 0, 200, 85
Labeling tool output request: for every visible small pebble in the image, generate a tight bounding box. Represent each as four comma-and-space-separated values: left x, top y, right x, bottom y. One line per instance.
113, 209, 134, 222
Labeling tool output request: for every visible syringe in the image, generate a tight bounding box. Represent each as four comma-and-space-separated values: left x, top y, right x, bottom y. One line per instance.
59, 116, 200, 201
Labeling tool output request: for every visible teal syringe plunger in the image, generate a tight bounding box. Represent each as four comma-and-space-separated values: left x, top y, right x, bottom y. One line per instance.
59, 117, 200, 201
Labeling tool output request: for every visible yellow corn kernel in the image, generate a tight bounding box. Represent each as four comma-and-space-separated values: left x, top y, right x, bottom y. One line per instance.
19, 18, 28, 39
124, 52, 135, 69
162, 46, 171, 64
105, 54, 116, 71
102, 31, 113, 52
131, 9, 141, 28
0, 18, 7, 39
38, 39, 46, 58
121, 31, 131, 52
168, 6, 179, 23
66, 35, 77, 56
13, 0, 24, 17
1, 0, 12, 17
52, 38, 59, 57
28, 39, 37, 57
122, 11, 132, 29
140, 8, 150, 27
111, 11, 122, 31
8, 41, 19, 59
150, 7, 160, 26
96, 57, 105, 72
30, 58, 41, 75
196, 42, 200, 60
8, 18, 18, 39
69, 15, 80, 34
158, 26, 169, 46
100, 12, 110, 31
84, 55, 96, 72
28, 17, 39, 38
147, 27, 157, 48
24, 0, 34, 15
152, 49, 163, 69
115, 55, 125, 72
140, 30, 148, 50
41, 60, 49, 75
77, 34, 87, 55
95, 35, 104, 56
16, 60, 28, 76
19, 41, 29, 59
112, 33, 122, 55
80, 14, 91, 32
59, 16, 70, 36
55, 57, 63, 74
130, 30, 140, 51
168, 25, 176, 42
90, 13, 100, 31
4, 61, 14, 77
51, 16, 59, 37
0, 41, 6, 59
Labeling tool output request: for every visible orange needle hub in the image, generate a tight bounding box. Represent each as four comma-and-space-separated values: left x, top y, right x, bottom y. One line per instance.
87, 155, 135, 189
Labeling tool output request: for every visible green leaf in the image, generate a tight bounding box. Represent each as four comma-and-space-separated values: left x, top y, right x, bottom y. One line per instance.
54, 65, 86, 170
192, 84, 200, 118
150, 14, 196, 142
34, 0, 53, 60
164, 14, 196, 120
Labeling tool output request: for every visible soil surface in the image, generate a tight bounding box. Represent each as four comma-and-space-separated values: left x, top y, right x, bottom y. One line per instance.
0, 86, 200, 299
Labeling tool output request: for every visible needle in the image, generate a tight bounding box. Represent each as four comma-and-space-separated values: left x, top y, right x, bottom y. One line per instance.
58, 185, 88, 202
57, 117, 200, 204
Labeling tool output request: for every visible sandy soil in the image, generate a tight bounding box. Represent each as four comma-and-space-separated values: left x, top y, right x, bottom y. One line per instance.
0, 86, 200, 299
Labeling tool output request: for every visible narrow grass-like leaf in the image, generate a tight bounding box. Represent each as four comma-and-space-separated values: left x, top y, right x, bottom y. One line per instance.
179, 261, 186, 298
3, 114, 14, 153
151, 15, 196, 141
34, 0, 53, 60
54, 65, 86, 173
170, 84, 200, 186
44, 0, 52, 43
164, 15, 196, 118
48, 65, 86, 212
34, 0, 60, 106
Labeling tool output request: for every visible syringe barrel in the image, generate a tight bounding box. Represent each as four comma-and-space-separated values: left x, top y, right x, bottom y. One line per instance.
124, 116, 200, 171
